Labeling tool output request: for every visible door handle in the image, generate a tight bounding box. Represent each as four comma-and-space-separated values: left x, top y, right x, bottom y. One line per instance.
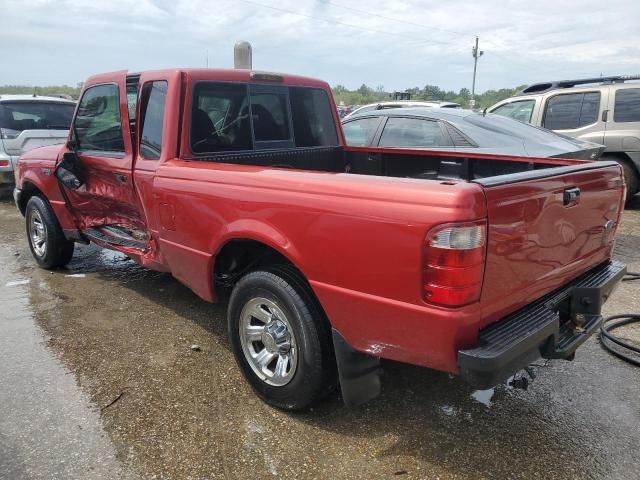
602, 109, 609, 122
114, 173, 128, 184
563, 187, 580, 206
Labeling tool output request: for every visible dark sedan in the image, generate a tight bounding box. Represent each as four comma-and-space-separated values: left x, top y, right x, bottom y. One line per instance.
342, 108, 605, 160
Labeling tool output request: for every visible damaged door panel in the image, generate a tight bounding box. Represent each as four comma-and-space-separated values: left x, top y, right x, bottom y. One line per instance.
56, 72, 149, 249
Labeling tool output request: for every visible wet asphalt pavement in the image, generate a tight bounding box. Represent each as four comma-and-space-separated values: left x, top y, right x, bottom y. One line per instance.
0, 193, 639, 480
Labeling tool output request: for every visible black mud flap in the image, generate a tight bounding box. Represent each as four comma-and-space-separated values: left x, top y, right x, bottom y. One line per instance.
332, 329, 381, 408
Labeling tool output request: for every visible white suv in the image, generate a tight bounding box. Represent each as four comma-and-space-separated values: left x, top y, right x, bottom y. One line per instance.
344, 100, 460, 120
0, 95, 76, 186
488, 75, 640, 202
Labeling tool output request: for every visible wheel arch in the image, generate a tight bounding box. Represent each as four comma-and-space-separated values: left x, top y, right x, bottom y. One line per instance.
18, 181, 46, 215
213, 236, 309, 298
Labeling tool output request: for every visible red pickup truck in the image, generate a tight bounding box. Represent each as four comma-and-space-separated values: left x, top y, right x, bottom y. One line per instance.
14, 68, 626, 410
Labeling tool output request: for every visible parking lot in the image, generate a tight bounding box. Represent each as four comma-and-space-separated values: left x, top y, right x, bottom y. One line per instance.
0, 193, 639, 480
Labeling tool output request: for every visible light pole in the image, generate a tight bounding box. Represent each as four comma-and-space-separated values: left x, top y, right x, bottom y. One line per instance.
470, 36, 483, 108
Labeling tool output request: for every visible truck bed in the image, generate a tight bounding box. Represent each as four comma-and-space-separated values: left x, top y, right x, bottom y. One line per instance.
185, 144, 577, 182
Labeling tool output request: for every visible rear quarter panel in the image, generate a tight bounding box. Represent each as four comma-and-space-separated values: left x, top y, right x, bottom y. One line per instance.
152, 160, 487, 371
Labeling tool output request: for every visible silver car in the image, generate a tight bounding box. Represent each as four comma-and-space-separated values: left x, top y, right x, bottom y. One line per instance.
488, 75, 640, 201
0, 95, 76, 186
342, 107, 604, 160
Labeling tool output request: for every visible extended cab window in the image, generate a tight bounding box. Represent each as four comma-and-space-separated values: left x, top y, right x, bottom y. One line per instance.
614, 88, 640, 122
289, 87, 338, 147
378, 117, 451, 148
491, 99, 535, 123
543, 92, 600, 130
342, 117, 380, 146
139, 81, 167, 160
74, 84, 124, 153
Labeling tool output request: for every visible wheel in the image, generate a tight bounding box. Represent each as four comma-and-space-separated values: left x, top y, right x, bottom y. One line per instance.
25, 196, 75, 269
227, 266, 334, 410
604, 155, 638, 204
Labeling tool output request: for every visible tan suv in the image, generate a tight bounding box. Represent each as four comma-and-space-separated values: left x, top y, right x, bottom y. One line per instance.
488, 75, 640, 202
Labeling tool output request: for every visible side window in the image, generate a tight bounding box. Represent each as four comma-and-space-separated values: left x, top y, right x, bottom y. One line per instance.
74, 84, 124, 153
378, 117, 451, 148
490, 100, 535, 123
126, 85, 138, 121
543, 92, 600, 130
139, 81, 167, 160
614, 88, 640, 123
342, 117, 380, 146
250, 91, 291, 142
289, 87, 338, 147
191, 82, 252, 154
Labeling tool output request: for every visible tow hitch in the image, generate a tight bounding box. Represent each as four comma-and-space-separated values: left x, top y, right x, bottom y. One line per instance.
508, 366, 536, 390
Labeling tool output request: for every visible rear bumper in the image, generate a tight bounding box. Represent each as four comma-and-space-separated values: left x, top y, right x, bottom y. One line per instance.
458, 260, 626, 389
0, 171, 15, 186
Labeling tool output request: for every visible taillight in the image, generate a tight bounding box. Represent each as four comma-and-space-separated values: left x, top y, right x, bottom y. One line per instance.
423, 220, 487, 307
0, 159, 8, 167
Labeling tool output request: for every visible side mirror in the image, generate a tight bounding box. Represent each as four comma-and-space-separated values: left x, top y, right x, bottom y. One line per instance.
55, 152, 85, 190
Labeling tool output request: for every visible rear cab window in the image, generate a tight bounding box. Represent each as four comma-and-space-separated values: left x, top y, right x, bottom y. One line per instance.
0, 101, 75, 139
189, 82, 339, 155
249, 86, 293, 148
289, 87, 338, 147
613, 88, 640, 122
543, 92, 600, 130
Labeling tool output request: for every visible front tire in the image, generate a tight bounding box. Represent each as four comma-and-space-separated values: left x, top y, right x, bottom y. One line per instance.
227, 267, 334, 410
25, 196, 74, 269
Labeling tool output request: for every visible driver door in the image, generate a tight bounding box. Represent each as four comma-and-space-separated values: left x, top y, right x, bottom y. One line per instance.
58, 73, 147, 236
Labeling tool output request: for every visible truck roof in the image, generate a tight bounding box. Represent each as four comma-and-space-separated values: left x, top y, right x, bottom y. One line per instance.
85, 68, 331, 90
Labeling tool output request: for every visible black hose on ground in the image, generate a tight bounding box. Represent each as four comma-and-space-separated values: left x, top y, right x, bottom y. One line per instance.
599, 272, 640, 367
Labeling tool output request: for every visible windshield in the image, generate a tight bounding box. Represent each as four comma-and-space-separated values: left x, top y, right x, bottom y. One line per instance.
0, 101, 75, 138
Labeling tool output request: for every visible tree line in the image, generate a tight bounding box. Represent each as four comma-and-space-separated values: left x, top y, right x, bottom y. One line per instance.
0, 82, 526, 109
332, 84, 527, 109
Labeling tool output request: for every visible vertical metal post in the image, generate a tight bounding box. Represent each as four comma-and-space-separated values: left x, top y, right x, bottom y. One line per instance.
234, 41, 253, 70
471, 36, 479, 99
470, 36, 484, 108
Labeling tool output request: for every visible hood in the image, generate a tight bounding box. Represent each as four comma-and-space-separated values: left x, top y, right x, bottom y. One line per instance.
19, 143, 65, 161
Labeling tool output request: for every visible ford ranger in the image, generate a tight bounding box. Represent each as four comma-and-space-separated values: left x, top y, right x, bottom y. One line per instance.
13, 69, 626, 409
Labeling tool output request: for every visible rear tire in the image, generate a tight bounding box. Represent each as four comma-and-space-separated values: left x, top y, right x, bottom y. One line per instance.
25, 196, 75, 269
605, 155, 637, 204
227, 266, 334, 410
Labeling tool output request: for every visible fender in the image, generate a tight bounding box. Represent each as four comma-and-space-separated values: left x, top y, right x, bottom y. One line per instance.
19, 168, 78, 233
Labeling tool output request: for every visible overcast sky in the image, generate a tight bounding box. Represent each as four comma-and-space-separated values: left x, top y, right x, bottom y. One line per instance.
2, 0, 639, 92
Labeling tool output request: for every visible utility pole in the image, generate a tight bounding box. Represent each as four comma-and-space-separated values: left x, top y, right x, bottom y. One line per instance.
470, 36, 483, 108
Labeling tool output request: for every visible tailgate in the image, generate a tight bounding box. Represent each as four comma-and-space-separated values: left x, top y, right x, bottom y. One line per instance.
3, 129, 69, 156
476, 161, 624, 323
